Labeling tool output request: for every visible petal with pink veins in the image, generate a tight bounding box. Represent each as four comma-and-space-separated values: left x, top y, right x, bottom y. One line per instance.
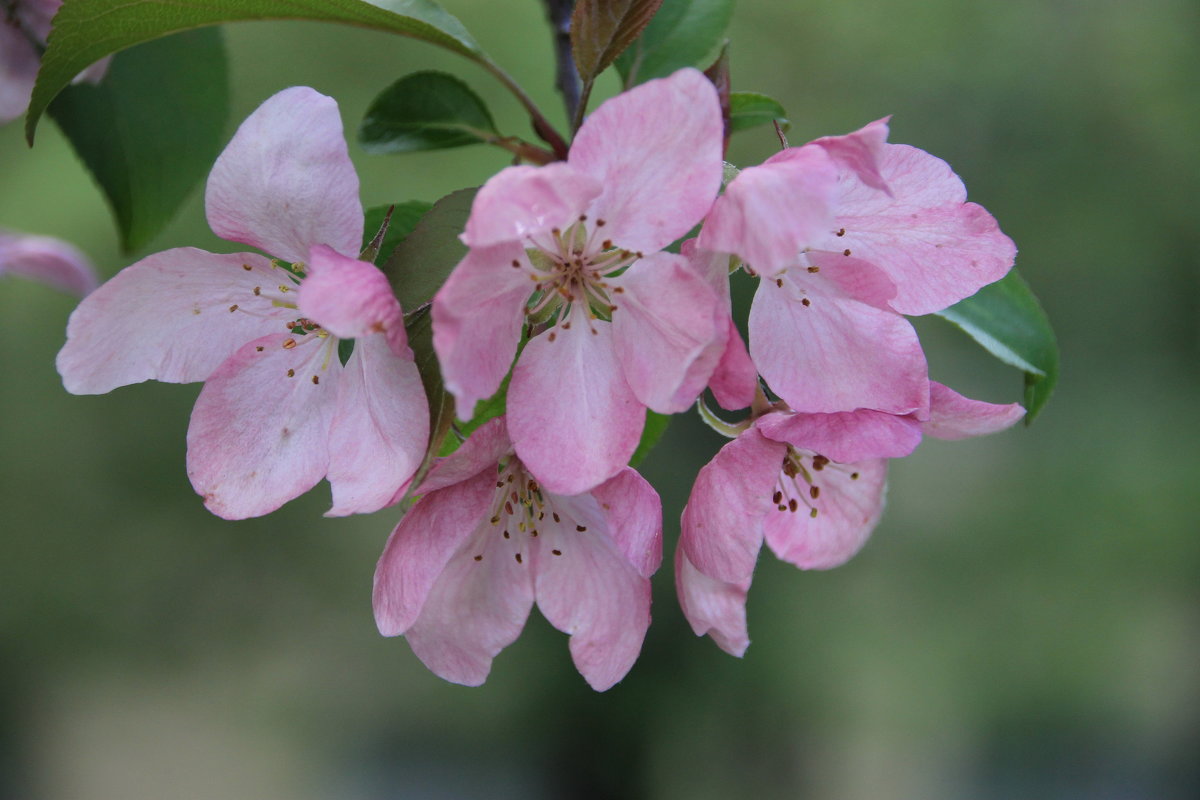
57, 249, 284, 394
923, 382, 1025, 440
756, 408, 923, 463
461, 163, 600, 248
610, 252, 721, 414
206, 87, 363, 263
591, 467, 663, 578
749, 275, 929, 416
763, 457, 887, 570
835, 144, 1016, 315
186, 332, 340, 519
508, 312, 644, 495
570, 69, 724, 254
325, 334, 428, 516
299, 245, 408, 357
675, 547, 750, 657
0, 231, 97, 296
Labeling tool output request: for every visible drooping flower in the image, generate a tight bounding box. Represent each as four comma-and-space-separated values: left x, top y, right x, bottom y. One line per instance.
1, 0, 110, 125
373, 417, 662, 691
0, 229, 97, 296
56, 87, 428, 519
698, 118, 1016, 419
677, 383, 1025, 656
433, 68, 726, 495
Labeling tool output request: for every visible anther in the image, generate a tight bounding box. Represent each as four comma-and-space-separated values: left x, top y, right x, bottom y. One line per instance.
788, 498, 799, 512
242, 263, 253, 271
278, 285, 290, 293
836, 228, 846, 237
579, 214, 587, 222
282, 338, 297, 349
552, 549, 562, 556
802, 298, 811, 306
596, 219, 606, 227
473, 555, 483, 562
842, 249, 851, 257
287, 369, 295, 377
772, 490, 783, 504
312, 375, 319, 385
511, 259, 521, 268
807, 266, 819, 273
851, 472, 860, 480
775, 278, 784, 288
490, 515, 500, 525
575, 525, 587, 532
255, 346, 264, 352
503, 530, 510, 539
505, 502, 514, 515
548, 332, 557, 342
253, 287, 261, 296
531, 529, 539, 537
552, 513, 561, 523
601, 239, 613, 250
813, 455, 829, 470
515, 553, 523, 564
810, 508, 819, 518
228, 304, 239, 312
809, 486, 820, 499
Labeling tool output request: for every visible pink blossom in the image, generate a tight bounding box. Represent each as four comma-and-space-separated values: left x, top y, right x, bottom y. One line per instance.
0, 229, 97, 296
433, 68, 726, 495
698, 118, 1016, 419
677, 383, 1024, 656
56, 87, 428, 519
1, 0, 109, 125
373, 417, 662, 691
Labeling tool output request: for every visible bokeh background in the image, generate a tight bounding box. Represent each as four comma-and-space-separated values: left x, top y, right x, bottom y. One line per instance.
2, 0, 1198, 797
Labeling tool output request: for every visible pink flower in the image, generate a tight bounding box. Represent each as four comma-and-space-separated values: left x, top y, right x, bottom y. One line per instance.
373, 417, 662, 691
56, 87, 428, 519
698, 119, 1016, 419
0, 229, 97, 296
677, 383, 1024, 656
1, 0, 109, 125
433, 68, 726, 495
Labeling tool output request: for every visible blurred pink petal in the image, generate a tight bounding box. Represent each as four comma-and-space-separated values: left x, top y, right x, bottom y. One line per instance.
0, 230, 97, 296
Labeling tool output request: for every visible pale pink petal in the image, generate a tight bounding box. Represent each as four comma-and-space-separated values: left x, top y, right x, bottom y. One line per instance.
508, 312, 644, 496
591, 467, 663, 578
325, 334, 428, 516
570, 69, 723, 254
206, 87, 362, 262
57, 249, 285, 394
186, 333, 340, 519
763, 457, 887, 570
0, 231, 97, 295
809, 117, 892, 193
699, 146, 839, 273
610, 252, 721, 414
680, 428, 784, 584
805, 249, 897, 310
922, 381, 1025, 440
373, 471, 497, 637
835, 144, 1016, 315
534, 492, 650, 691
709, 316, 758, 410
461, 163, 600, 248
749, 275, 929, 416
0, 24, 38, 125
675, 548, 750, 657
432, 243, 532, 418
299, 245, 407, 356
756, 408, 922, 463
418, 417, 513, 495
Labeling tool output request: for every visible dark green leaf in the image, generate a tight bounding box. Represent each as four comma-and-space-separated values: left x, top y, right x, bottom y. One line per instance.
615, 0, 733, 86
571, 0, 664, 85
380, 187, 476, 312
362, 200, 435, 263
629, 410, 670, 467
729, 91, 789, 133
27, 0, 484, 142
360, 71, 497, 154
935, 269, 1059, 422
48, 29, 228, 252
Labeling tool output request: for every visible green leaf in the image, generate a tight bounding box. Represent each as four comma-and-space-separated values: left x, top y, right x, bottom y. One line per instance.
380, 187, 476, 312
47, 29, 228, 252
27, 0, 484, 142
629, 411, 670, 467
398, 305, 456, 504
615, 0, 734, 86
362, 200, 435, 263
439, 372, 510, 457
935, 269, 1059, 422
359, 71, 498, 154
571, 0, 665, 86
729, 91, 790, 133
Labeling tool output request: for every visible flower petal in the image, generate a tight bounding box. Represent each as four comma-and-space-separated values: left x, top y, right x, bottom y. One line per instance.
186, 333, 339, 519
206, 87, 362, 262
675, 547, 750, 657
591, 467, 663, 578
325, 333, 428, 516
610, 252, 721, 414
763, 458, 887, 570
680, 428, 784, 584
835, 144, 1016, 315
923, 381, 1025, 440
461, 163, 600, 248
809, 117, 892, 193
749, 274, 929, 416
299, 244, 407, 356
0, 24, 38, 125
419, 417, 513, 495
56, 249, 284, 394
570, 68, 724, 254
756, 408, 922, 463
432, 242, 532, 418
508, 313, 644, 495
0, 231, 97, 296
683, 242, 757, 409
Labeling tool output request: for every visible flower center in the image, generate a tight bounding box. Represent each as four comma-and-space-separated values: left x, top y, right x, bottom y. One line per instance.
772, 446, 860, 519
471, 458, 578, 564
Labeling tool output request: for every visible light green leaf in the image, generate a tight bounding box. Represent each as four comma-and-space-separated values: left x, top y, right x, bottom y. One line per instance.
571, 0, 665, 85
398, 305, 456, 504
629, 411, 671, 467
27, 0, 484, 142
615, 0, 734, 86
729, 91, 789, 133
360, 71, 497, 154
380, 187, 476, 313
935, 269, 1059, 422
48, 28, 228, 252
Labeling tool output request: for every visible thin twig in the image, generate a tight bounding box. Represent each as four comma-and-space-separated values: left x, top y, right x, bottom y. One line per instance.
543, 0, 581, 127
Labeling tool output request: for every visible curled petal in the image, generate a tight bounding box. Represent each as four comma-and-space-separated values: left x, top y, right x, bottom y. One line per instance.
809, 117, 892, 193
756, 408, 922, 463
923, 382, 1025, 440
0, 231, 97, 296
675, 548, 750, 657
206, 87, 362, 262
299, 245, 407, 357
462, 163, 600, 248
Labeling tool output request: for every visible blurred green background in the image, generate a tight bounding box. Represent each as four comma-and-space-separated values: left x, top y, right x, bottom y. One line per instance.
2, 0, 1197, 797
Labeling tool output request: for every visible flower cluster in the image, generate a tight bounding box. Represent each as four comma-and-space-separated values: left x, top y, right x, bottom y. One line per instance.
54, 68, 1024, 689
